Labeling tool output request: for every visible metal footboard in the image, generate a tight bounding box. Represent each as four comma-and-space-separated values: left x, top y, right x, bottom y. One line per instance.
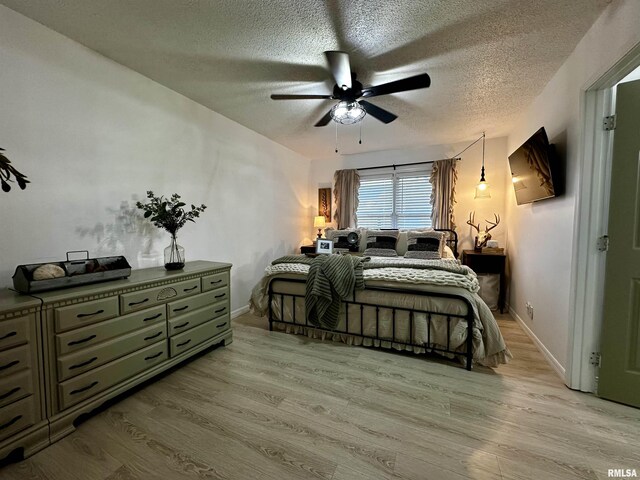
268, 278, 475, 370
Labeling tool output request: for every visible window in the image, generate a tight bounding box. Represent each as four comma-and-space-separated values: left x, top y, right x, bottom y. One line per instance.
356, 168, 432, 229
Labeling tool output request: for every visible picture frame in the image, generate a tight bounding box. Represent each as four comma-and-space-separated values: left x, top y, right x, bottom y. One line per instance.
318, 188, 331, 223
316, 239, 333, 255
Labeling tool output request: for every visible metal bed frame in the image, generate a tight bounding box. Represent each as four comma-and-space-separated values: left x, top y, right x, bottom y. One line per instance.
267, 229, 476, 370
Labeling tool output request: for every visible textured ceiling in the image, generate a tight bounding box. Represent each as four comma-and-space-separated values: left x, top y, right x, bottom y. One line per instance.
1, 0, 610, 158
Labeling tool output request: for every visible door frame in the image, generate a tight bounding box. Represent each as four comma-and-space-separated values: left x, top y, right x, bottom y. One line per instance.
567, 44, 640, 392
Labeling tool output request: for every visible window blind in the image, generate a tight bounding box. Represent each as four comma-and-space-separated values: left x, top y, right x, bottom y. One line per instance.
356, 168, 432, 229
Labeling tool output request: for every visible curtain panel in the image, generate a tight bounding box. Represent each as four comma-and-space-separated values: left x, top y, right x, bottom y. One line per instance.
333, 169, 360, 229
430, 159, 458, 230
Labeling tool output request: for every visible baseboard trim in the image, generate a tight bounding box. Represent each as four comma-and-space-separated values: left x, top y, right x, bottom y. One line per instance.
509, 307, 566, 382
231, 305, 250, 319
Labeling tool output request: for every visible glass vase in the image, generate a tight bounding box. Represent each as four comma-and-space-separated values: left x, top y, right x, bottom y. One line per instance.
164, 234, 185, 270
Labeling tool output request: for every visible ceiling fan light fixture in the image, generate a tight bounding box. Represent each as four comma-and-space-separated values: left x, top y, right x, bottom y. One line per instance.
330, 101, 366, 125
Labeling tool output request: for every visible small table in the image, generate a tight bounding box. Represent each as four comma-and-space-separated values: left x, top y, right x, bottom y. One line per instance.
462, 249, 507, 313
300, 244, 316, 254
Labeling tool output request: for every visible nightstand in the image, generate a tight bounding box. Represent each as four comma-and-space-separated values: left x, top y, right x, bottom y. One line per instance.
300, 244, 316, 254
462, 250, 507, 313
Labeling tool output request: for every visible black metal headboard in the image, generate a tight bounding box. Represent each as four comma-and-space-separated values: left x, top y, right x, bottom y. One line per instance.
435, 228, 459, 258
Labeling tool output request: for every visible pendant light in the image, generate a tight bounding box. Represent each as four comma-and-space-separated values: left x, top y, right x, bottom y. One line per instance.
475, 132, 491, 199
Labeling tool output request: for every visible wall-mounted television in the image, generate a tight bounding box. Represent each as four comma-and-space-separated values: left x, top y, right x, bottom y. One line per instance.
508, 127, 559, 205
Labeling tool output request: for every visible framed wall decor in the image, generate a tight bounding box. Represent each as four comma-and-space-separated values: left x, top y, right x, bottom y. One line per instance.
316, 239, 333, 255
318, 188, 331, 223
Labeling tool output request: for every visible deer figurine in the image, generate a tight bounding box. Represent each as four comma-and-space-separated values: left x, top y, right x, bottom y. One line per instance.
467, 212, 500, 251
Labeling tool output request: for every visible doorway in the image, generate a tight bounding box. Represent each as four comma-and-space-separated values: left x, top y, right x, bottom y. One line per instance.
567, 51, 640, 399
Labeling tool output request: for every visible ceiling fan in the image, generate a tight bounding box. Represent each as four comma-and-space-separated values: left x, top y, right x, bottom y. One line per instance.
270, 51, 431, 127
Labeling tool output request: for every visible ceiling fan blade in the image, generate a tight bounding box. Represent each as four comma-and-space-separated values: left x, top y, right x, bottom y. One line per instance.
361, 73, 431, 98
324, 51, 352, 90
271, 94, 333, 100
314, 109, 333, 127
359, 100, 398, 124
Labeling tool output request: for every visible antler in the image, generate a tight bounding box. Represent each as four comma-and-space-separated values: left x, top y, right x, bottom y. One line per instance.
466, 212, 480, 232
485, 214, 500, 232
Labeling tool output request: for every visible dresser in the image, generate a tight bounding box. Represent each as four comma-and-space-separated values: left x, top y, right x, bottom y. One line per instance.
0, 260, 232, 459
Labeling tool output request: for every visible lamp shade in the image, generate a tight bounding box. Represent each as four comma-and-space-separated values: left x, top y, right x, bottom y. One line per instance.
475, 180, 491, 199
313, 216, 326, 228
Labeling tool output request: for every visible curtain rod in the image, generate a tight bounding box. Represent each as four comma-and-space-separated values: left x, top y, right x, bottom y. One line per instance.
357, 157, 460, 172
355, 133, 484, 172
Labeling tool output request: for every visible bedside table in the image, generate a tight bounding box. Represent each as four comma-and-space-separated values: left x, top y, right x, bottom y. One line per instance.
462, 249, 507, 313
300, 244, 316, 254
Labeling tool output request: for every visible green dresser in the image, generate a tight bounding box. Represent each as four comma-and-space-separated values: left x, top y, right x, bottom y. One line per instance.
0, 260, 232, 459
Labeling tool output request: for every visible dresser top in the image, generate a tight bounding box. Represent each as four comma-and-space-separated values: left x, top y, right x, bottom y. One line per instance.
2, 260, 231, 307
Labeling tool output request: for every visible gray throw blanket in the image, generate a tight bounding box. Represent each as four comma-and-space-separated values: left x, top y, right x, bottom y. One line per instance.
305, 255, 367, 330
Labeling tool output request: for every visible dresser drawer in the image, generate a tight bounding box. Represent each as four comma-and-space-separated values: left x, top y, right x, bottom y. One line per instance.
55, 297, 119, 333
0, 316, 31, 352
120, 278, 201, 315
56, 305, 166, 356
170, 315, 229, 357
57, 322, 168, 381
58, 341, 168, 410
168, 302, 229, 336
167, 289, 226, 319
0, 395, 36, 442
201, 272, 229, 292
0, 370, 33, 408
0, 344, 31, 378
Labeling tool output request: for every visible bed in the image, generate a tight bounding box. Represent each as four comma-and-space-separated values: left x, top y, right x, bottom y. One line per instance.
250, 229, 511, 370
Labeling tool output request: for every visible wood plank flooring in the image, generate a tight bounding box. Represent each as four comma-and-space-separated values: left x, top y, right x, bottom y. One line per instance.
2, 313, 639, 480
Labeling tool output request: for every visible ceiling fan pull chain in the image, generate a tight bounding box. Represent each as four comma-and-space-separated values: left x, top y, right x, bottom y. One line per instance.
335, 121, 339, 153
359, 120, 363, 145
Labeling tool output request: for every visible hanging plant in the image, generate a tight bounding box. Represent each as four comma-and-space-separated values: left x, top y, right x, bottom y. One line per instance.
0, 148, 30, 192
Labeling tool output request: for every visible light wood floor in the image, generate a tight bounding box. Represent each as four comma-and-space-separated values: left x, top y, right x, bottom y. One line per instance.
2, 313, 639, 480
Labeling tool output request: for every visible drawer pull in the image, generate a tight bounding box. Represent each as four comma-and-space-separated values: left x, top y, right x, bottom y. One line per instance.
177, 339, 192, 348
69, 357, 98, 370
173, 306, 189, 312
0, 415, 22, 431
216, 322, 228, 329
70, 381, 98, 395
215, 293, 226, 299
0, 331, 17, 341
144, 331, 163, 341
0, 360, 19, 371
143, 313, 162, 322
77, 309, 104, 318
183, 286, 198, 292
210, 279, 223, 285
145, 352, 163, 361
174, 321, 190, 329
128, 298, 149, 306
215, 307, 226, 314
68, 334, 97, 346
0, 387, 20, 401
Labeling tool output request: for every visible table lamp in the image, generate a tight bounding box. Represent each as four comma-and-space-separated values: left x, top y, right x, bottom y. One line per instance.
313, 216, 326, 239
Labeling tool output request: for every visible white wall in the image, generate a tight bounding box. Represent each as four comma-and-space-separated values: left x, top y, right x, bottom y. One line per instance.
0, 5, 311, 311
308, 137, 509, 252
505, 0, 640, 372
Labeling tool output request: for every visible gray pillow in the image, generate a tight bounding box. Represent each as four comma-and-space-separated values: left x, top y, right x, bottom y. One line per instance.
363, 230, 399, 257
404, 230, 445, 259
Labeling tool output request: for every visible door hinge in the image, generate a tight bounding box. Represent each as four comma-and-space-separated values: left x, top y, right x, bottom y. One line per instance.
596, 235, 609, 252
590, 352, 601, 367
603, 115, 616, 131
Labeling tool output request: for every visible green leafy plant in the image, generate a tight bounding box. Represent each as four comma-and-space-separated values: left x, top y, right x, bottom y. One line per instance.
0, 148, 30, 192
135, 191, 206, 236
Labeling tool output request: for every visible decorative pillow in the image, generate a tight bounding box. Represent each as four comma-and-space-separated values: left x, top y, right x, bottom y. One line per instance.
364, 229, 399, 257
404, 230, 445, 259
325, 228, 360, 252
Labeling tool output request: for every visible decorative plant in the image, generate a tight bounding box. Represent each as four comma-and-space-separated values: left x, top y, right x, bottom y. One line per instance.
136, 191, 206, 269
0, 148, 30, 193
